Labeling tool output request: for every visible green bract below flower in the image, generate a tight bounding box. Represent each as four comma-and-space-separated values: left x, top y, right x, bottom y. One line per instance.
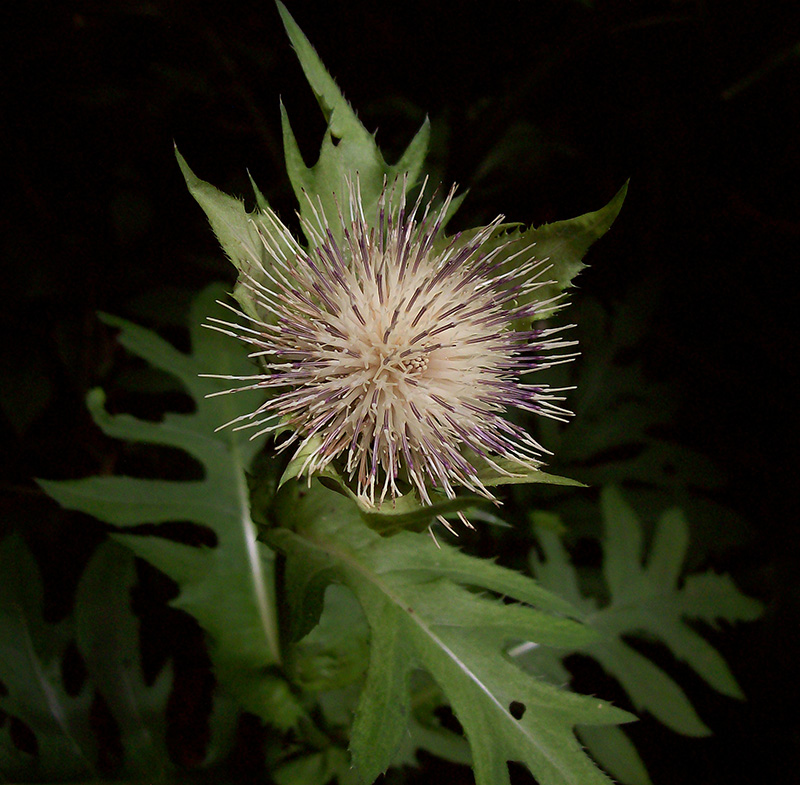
205, 177, 575, 522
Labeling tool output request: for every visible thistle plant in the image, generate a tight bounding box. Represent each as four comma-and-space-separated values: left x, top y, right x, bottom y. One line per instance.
174, 0, 630, 530
20, 4, 763, 785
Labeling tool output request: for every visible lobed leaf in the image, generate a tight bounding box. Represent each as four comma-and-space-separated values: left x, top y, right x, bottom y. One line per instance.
269, 481, 632, 785
0, 534, 98, 781
522, 486, 763, 783
73, 540, 173, 777
276, 1, 430, 244
39, 285, 291, 726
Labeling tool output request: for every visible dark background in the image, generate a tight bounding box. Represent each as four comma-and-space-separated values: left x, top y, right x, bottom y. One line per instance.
2, 0, 799, 783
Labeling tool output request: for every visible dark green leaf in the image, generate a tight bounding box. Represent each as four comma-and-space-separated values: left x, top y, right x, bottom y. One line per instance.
522, 487, 763, 783
0, 535, 97, 781
73, 540, 173, 777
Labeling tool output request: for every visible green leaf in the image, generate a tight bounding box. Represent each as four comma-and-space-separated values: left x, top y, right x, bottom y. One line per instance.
539, 290, 730, 498
278, 434, 482, 534
178, 6, 432, 327
73, 540, 173, 777
523, 487, 762, 783
447, 184, 627, 323
0, 534, 98, 781
594, 489, 762, 703
474, 455, 586, 490
514, 182, 627, 309
276, 1, 430, 243
270, 481, 632, 785
576, 725, 653, 785
175, 148, 294, 326
273, 746, 356, 785
180, 7, 624, 352
175, 145, 271, 265
285, 584, 370, 693
39, 285, 292, 726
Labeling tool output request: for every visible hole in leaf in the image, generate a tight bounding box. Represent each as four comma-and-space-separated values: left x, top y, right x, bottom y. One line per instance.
113, 442, 205, 482
9, 716, 38, 756
118, 521, 218, 548
508, 760, 537, 783
509, 700, 526, 720
330, 133, 342, 147
61, 640, 87, 696
433, 704, 464, 737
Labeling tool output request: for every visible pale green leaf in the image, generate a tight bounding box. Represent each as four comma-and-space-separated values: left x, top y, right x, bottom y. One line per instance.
273, 746, 355, 785
576, 725, 653, 785
248, 169, 271, 213
175, 148, 294, 326
39, 285, 289, 725
587, 639, 710, 736
270, 481, 631, 785
286, 584, 370, 693
395, 712, 472, 769
276, 2, 431, 242
600, 485, 645, 603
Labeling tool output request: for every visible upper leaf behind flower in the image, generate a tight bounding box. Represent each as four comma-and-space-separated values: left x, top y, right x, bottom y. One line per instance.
276, 1, 431, 243
440, 182, 628, 324
177, 3, 626, 329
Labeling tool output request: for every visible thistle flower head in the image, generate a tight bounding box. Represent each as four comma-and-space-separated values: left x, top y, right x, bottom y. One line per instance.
209, 177, 574, 515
